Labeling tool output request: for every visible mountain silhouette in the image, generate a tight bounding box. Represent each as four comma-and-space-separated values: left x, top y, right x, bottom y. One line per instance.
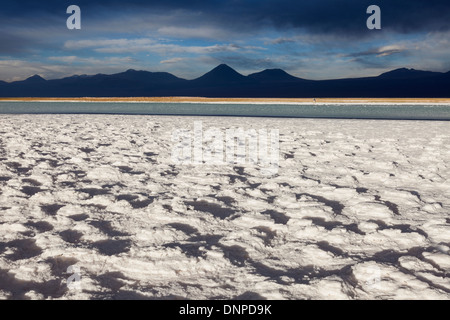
0, 64, 449, 98
377, 68, 443, 79
22, 75, 47, 83
248, 69, 304, 83
112, 69, 186, 84
192, 64, 250, 85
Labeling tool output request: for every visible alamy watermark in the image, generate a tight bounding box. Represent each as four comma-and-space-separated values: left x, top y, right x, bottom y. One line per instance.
66, 264, 82, 291
67, 5, 380, 31
66, 5, 81, 30
367, 5, 381, 30
364, 265, 382, 289
171, 121, 279, 175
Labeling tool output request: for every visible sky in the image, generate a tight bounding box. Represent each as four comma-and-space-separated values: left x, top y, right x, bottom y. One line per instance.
0, 0, 449, 82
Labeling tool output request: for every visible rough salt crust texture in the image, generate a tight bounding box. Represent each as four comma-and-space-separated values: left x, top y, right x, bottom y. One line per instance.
0, 114, 449, 300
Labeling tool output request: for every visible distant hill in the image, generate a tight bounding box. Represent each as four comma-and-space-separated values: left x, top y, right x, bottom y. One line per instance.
192, 64, 250, 85
20, 75, 47, 83
0, 65, 449, 98
248, 69, 304, 83
377, 68, 443, 79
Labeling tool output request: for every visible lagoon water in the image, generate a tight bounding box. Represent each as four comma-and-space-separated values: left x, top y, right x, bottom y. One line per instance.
0, 101, 450, 120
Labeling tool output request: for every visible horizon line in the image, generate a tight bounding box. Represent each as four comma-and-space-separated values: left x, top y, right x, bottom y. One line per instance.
2, 97, 450, 105
3, 64, 449, 84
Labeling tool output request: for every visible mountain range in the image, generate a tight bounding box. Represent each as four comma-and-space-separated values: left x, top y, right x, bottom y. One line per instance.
1, 64, 449, 98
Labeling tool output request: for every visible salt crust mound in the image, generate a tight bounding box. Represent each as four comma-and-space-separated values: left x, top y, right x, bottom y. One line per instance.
0, 114, 448, 300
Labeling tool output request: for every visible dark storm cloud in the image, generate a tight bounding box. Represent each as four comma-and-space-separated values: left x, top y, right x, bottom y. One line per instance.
252, 0, 449, 34
1, 0, 449, 36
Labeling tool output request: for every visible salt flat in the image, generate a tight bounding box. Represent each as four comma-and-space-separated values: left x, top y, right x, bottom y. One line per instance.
0, 114, 449, 300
